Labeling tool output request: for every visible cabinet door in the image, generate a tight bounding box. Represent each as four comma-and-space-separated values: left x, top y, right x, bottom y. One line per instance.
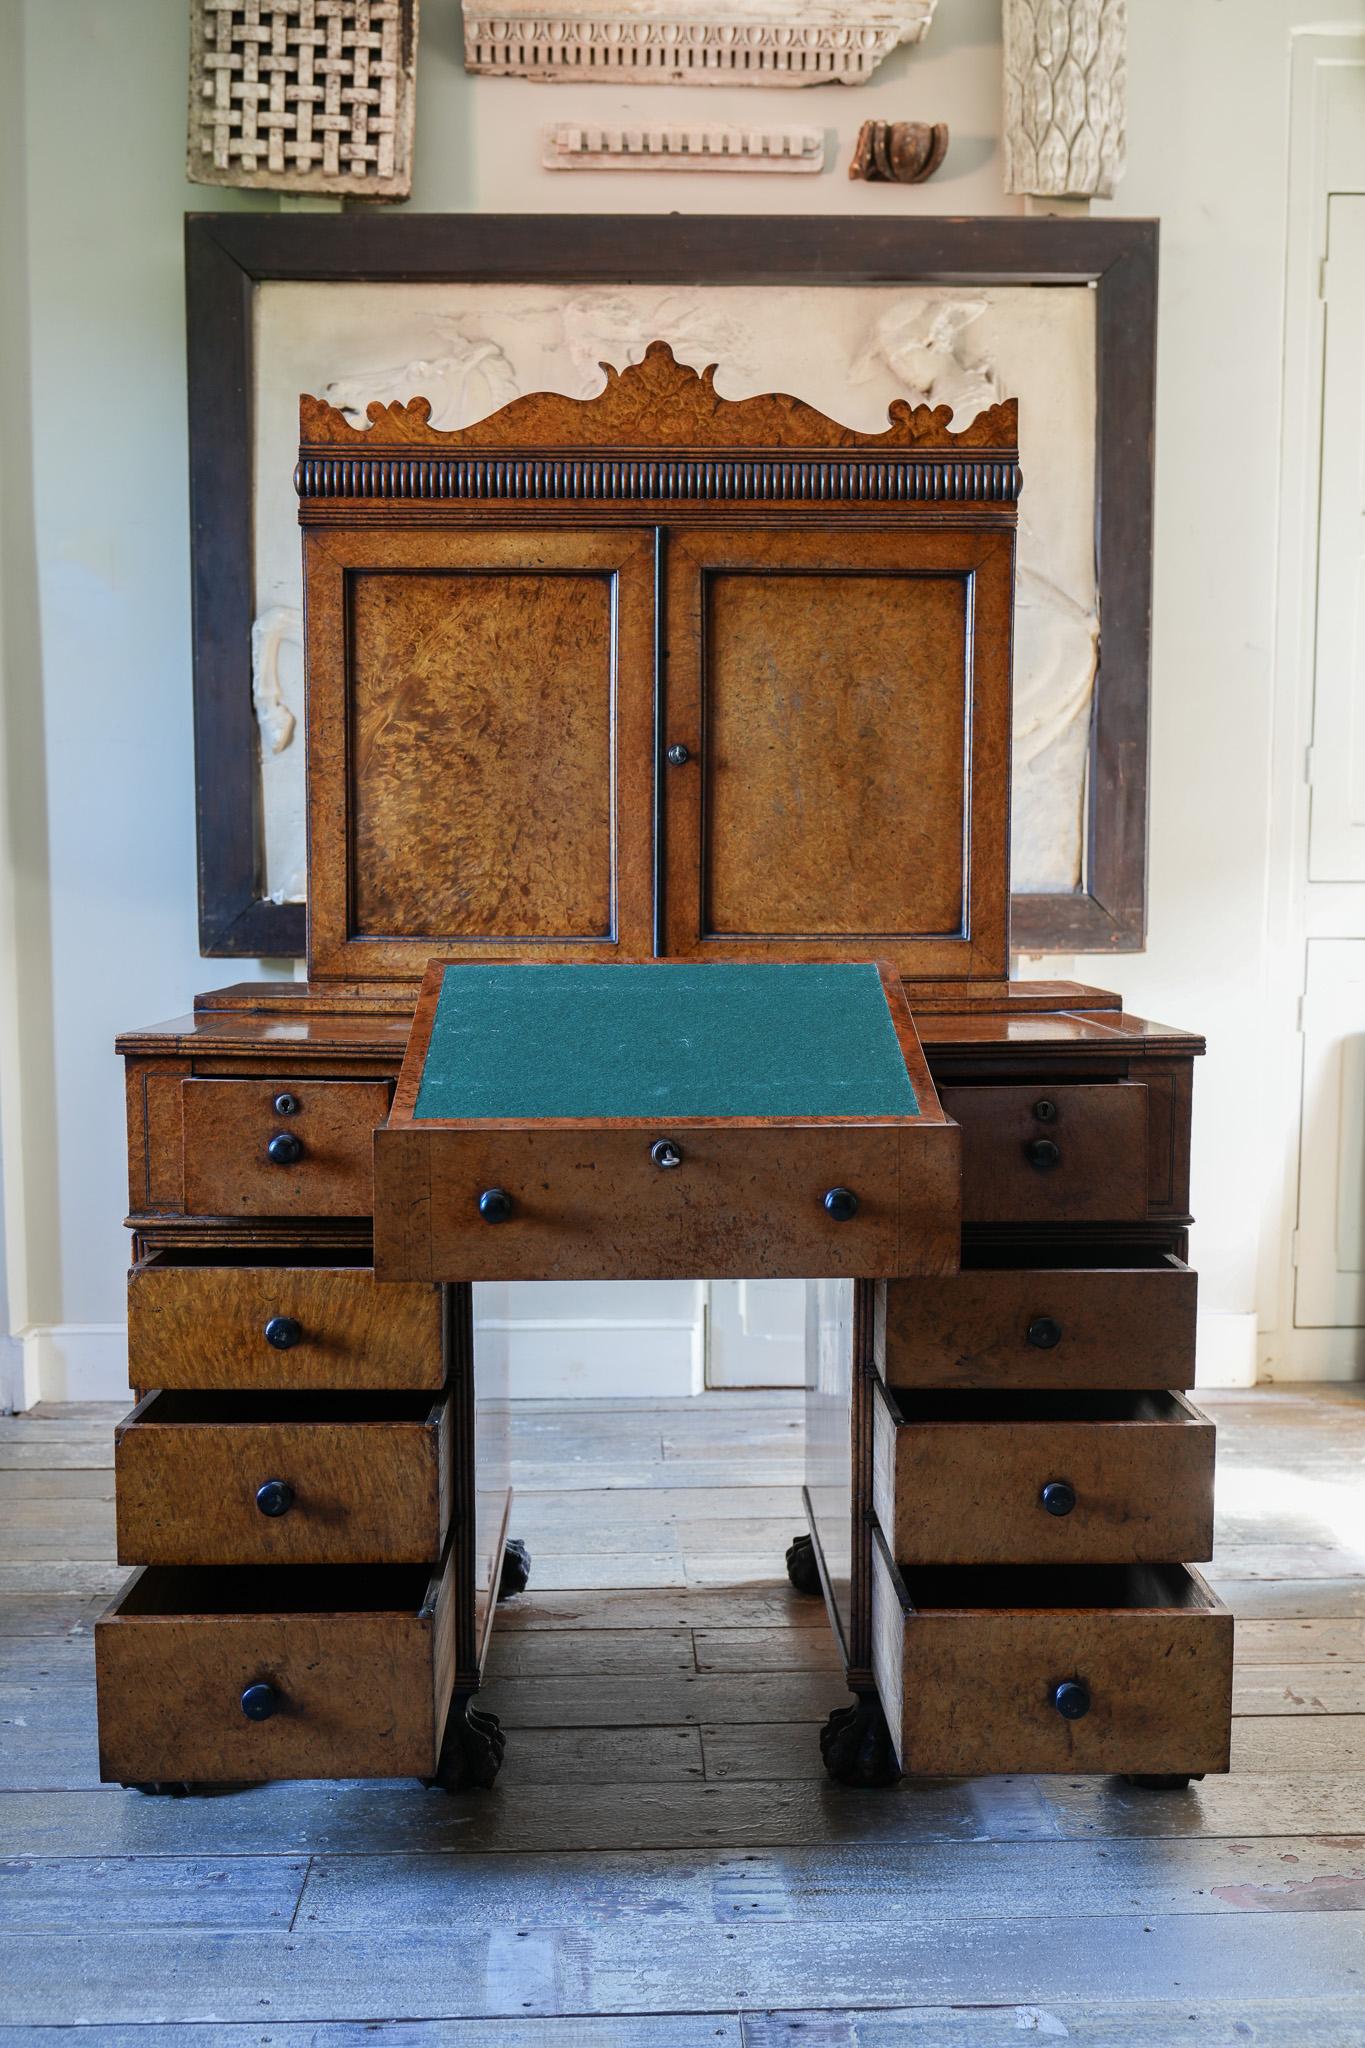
660, 528, 1012, 978
306, 528, 655, 978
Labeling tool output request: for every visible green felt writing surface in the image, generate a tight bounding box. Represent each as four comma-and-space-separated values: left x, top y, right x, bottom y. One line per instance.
412, 963, 920, 1123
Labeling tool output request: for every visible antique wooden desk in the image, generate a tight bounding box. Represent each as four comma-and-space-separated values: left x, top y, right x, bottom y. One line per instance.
98, 345, 1231, 1793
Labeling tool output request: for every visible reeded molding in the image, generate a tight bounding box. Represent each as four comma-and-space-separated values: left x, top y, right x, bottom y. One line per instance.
461, 0, 937, 85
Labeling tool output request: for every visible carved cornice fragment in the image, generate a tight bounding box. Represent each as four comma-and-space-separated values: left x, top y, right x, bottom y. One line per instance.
462, 0, 938, 87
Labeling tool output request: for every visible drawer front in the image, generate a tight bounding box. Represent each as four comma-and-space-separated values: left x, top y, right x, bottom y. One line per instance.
871, 1543, 1233, 1778
127, 1258, 444, 1391
95, 1555, 454, 1784
180, 1079, 391, 1218
871, 1384, 1215, 1566
877, 1255, 1198, 1390
939, 1083, 1149, 1224
375, 1123, 960, 1283
114, 1392, 450, 1566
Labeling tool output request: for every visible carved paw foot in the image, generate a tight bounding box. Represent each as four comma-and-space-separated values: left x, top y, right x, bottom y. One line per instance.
1123, 1773, 1202, 1791
785, 1531, 821, 1597
429, 1697, 507, 1793
820, 1695, 901, 1789
499, 1537, 532, 1600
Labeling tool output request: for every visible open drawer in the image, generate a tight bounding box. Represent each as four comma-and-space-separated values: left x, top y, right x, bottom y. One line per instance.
872, 1381, 1214, 1566
870, 1534, 1233, 1778
374, 960, 960, 1282
877, 1243, 1197, 1391
114, 1389, 451, 1567
128, 1247, 445, 1392
95, 1555, 457, 1786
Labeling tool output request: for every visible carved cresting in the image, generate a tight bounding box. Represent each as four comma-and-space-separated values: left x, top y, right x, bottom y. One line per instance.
295, 340, 1021, 510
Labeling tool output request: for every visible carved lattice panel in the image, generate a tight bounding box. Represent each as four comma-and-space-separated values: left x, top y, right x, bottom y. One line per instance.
187, 1, 417, 199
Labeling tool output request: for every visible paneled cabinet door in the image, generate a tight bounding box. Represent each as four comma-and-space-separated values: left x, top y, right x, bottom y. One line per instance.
305, 527, 656, 978
659, 528, 1012, 980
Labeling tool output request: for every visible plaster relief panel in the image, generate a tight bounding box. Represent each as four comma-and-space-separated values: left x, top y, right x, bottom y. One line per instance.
253, 281, 1097, 903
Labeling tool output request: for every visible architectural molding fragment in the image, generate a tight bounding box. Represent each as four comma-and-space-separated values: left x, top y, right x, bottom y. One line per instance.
462, 0, 937, 87
1002, 0, 1125, 199
544, 122, 825, 171
188, 0, 418, 199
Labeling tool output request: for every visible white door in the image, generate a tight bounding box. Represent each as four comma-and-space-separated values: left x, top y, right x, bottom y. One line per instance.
705, 1279, 807, 1387
1296, 938, 1365, 1328
1307, 194, 1365, 880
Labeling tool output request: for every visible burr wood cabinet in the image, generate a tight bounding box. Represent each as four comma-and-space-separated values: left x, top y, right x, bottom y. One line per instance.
99, 338, 1229, 1796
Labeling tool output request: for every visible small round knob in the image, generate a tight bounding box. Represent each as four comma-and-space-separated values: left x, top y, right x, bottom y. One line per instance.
1026, 1316, 1062, 1351
240, 1682, 279, 1722
273, 1092, 300, 1116
1052, 1679, 1091, 1721
478, 1187, 514, 1223
650, 1139, 683, 1170
255, 1479, 295, 1518
1025, 1137, 1061, 1171
264, 1315, 301, 1351
666, 743, 690, 767
1033, 1097, 1058, 1123
1041, 1480, 1077, 1518
267, 1132, 303, 1167
823, 1187, 859, 1222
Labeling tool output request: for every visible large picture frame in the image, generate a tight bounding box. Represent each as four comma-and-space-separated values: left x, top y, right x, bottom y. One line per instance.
186, 211, 1157, 959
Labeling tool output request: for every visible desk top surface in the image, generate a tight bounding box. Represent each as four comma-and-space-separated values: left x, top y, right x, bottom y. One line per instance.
409, 962, 921, 1124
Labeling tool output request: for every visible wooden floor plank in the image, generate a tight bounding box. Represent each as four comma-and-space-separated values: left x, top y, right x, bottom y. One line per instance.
496, 1588, 829, 1632
480, 1673, 847, 1730
296, 1835, 1365, 1931
692, 1628, 842, 1674
0, 2026, 741, 2048
500, 1725, 706, 1784
0, 1853, 308, 1930
3, 1912, 1363, 2027
744, 2002, 1365, 2048
1230, 1716, 1365, 1773
1233, 1665, 1365, 1714
1231, 1619, 1365, 1663
487, 1629, 696, 1679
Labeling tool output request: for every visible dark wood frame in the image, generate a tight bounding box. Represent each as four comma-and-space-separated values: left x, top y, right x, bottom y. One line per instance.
186, 212, 1158, 958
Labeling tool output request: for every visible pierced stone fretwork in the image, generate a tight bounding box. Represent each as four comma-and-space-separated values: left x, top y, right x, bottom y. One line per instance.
187, 0, 418, 199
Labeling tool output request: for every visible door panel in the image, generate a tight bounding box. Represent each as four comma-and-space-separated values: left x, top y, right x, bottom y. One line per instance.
661, 528, 1011, 978
305, 528, 655, 977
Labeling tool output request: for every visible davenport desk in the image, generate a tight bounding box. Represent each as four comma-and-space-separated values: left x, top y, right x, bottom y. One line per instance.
97, 346, 1232, 1794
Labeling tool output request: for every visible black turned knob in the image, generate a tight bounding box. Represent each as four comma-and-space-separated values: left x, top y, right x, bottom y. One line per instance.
1041, 1480, 1077, 1518
478, 1187, 514, 1223
264, 1315, 301, 1351
255, 1480, 295, 1518
1033, 1097, 1058, 1123
666, 743, 691, 766
267, 1131, 303, 1167
273, 1092, 300, 1116
1052, 1679, 1091, 1721
1027, 1315, 1063, 1350
823, 1187, 859, 1222
650, 1139, 683, 1170
1025, 1137, 1061, 1171
240, 1682, 279, 1721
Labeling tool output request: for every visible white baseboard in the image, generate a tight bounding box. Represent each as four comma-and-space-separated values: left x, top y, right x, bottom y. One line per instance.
1258, 1325, 1365, 1383
1195, 1310, 1259, 1389
16, 1324, 130, 1408
475, 1313, 704, 1399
